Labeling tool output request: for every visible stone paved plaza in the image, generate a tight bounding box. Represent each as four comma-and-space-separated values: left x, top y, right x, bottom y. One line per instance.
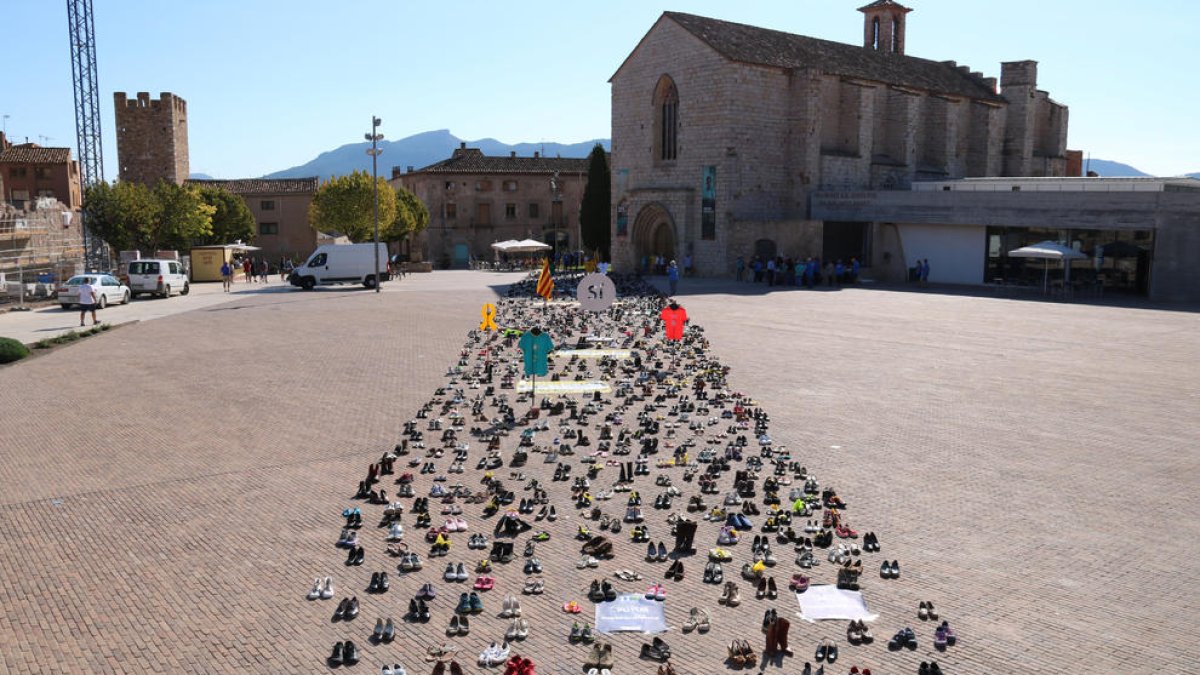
0, 271, 1197, 674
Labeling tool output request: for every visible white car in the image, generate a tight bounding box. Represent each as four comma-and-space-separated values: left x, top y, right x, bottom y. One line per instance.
127, 259, 190, 298
58, 274, 131, 310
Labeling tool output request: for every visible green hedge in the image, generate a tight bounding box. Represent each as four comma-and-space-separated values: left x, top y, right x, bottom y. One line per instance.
0, 337, 29, 364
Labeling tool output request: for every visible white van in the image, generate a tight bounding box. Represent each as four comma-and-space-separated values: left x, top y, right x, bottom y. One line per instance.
127, 259, 189, 298
289, 243, 390, 290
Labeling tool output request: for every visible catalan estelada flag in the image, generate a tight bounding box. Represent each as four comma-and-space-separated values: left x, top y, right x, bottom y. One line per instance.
536, 258, 554, 300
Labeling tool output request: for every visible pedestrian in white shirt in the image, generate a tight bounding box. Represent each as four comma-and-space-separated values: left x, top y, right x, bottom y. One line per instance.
77, 278, 100, 326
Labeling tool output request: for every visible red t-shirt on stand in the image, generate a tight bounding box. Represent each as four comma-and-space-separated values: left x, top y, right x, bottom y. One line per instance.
660, 305, 687, 341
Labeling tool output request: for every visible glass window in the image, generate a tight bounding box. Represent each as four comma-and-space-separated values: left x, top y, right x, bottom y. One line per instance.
129, 262, 160, 274
259, 222, 279, 235
505, 203, 517, 219
445, 203, 457, 219
308, 253, 327, 267
528, 203, 540, 219
35, 167, 53, 179
260, 200, 276, 211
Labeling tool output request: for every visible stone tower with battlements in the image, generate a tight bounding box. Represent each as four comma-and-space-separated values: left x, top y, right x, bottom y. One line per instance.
114, 92, 189, 185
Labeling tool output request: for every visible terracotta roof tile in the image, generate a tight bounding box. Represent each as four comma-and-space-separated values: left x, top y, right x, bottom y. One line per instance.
410, 149, 589, 175
186, 177, 319, 195
664, 12, 1002, 102
0, 144, 73, 164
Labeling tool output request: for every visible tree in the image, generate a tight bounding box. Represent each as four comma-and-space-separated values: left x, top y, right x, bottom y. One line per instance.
308, 170, 397, 243
83, 180, 159, 253
195, 186, 255, 245
579, 143, 611, 258
82, 180, 214, 253
149, 182, 214, 252
389, 187, 429, 242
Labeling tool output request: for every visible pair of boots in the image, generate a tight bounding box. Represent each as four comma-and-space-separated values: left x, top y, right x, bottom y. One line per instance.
617, 462, 636, 484
489, 541, 515, 563
764, 616, 792, 656
673, 520, 697, 553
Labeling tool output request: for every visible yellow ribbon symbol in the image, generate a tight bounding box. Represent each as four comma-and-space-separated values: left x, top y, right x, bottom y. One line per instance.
480, 303, 498, 331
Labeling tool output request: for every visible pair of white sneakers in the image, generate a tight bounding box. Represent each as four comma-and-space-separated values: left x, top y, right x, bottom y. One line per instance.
306, 577, 334, 600
380, 664, 408, 675
477, 641, 510, 666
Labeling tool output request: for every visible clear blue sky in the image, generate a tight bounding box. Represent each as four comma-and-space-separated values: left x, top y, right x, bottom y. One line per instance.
2, 0, 1196, 179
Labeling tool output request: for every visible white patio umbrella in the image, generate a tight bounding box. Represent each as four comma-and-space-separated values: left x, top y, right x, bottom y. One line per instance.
490, 240, 520, 251
1008, 240, 1088, 293
504, 239, 553, 253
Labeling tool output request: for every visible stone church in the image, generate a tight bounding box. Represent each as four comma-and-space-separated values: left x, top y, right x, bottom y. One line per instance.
609, 2, 1072, 276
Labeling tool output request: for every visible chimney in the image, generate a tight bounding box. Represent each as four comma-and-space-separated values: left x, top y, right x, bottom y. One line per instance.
533, 151, 540, 158
1000, 60, 1038, 88
407, 165, 414, 173
510, 151, 516, 158
391, 166, 402, 180
459, 142, 466, 149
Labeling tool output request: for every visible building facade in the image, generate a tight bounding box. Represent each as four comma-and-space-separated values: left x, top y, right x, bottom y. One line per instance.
186, 178, 319, 263
392, 143, 589, 268
0, 132, 83, 210
610, 4, 1071, 277
114, 92, 190, 185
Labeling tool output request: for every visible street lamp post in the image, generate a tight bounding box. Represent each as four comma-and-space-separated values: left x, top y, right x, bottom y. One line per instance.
365, 116, 384, 293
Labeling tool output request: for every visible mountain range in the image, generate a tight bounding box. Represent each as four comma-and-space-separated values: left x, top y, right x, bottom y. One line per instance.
188, 130, 1195, 181
259, 129, 609, 181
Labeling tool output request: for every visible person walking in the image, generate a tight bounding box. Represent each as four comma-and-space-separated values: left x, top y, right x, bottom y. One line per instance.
735, 256, 745, 282
667, 260, 680, 295
683, 254, 693, 277
220, 260, 233, 292
76, 276, 100, 326
259, 258, 269, 283
920, 258, 931, 286
243, 257, 253, 283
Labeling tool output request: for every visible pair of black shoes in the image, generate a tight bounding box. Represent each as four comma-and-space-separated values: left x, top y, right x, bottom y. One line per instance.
367, 571, 390, 593
345, 546, 364, 566
344, 512, 362, 528
587, 579, 617, 603
664, 559, 684, 581
406, 598, 431, 622
814, 641, 838, 663
488, 541, 515, 563
333, 596, 359, 621
640, 637, 671, 661
329, 640, 358, 666
889, 627, 918, 651
918, 661, 943, 675
862, 532, 881, 552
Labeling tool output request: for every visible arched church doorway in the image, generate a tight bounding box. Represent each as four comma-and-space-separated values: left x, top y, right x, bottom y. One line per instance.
632, 203, 676, 274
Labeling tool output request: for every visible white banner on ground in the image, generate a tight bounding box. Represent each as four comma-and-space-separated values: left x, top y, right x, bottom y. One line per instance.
595, 594, 668, 633
796, 585, 878, 622
516, 380, 611, 394
555, 349, 632, 359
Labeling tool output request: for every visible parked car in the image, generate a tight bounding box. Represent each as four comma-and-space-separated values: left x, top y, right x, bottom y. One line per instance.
127, 259, 189, 298
288, 243, 390, 290
58, 274, 130, 310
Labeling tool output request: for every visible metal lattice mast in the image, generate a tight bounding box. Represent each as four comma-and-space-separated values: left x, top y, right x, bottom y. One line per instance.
66, 0, 106, 268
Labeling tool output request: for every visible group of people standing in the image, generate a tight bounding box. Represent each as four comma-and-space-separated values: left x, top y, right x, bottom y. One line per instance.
735, 255, 862, 289
219, 257, 290, 292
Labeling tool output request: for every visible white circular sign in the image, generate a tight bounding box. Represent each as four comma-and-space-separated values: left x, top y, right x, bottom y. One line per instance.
577, 273, 617, 312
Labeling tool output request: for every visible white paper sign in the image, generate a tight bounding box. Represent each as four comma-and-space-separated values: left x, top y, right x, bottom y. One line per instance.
595, 594, 668, 633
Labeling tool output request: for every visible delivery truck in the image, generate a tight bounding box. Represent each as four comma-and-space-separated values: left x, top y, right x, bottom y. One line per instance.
288, 243, 390, 290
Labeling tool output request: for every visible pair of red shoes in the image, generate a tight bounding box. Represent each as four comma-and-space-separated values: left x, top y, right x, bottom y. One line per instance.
503, 656, 535, 675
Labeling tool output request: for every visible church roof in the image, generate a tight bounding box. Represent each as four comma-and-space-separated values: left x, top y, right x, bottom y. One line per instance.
409, 148, 589, 175
187, 177, 319, 195
0, 144, 73, 164
662, 12, 1003, 102
858, 1, 912, 12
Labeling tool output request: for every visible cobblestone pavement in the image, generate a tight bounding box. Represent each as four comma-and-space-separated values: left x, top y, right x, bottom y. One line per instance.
0, 271, 1196, 674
